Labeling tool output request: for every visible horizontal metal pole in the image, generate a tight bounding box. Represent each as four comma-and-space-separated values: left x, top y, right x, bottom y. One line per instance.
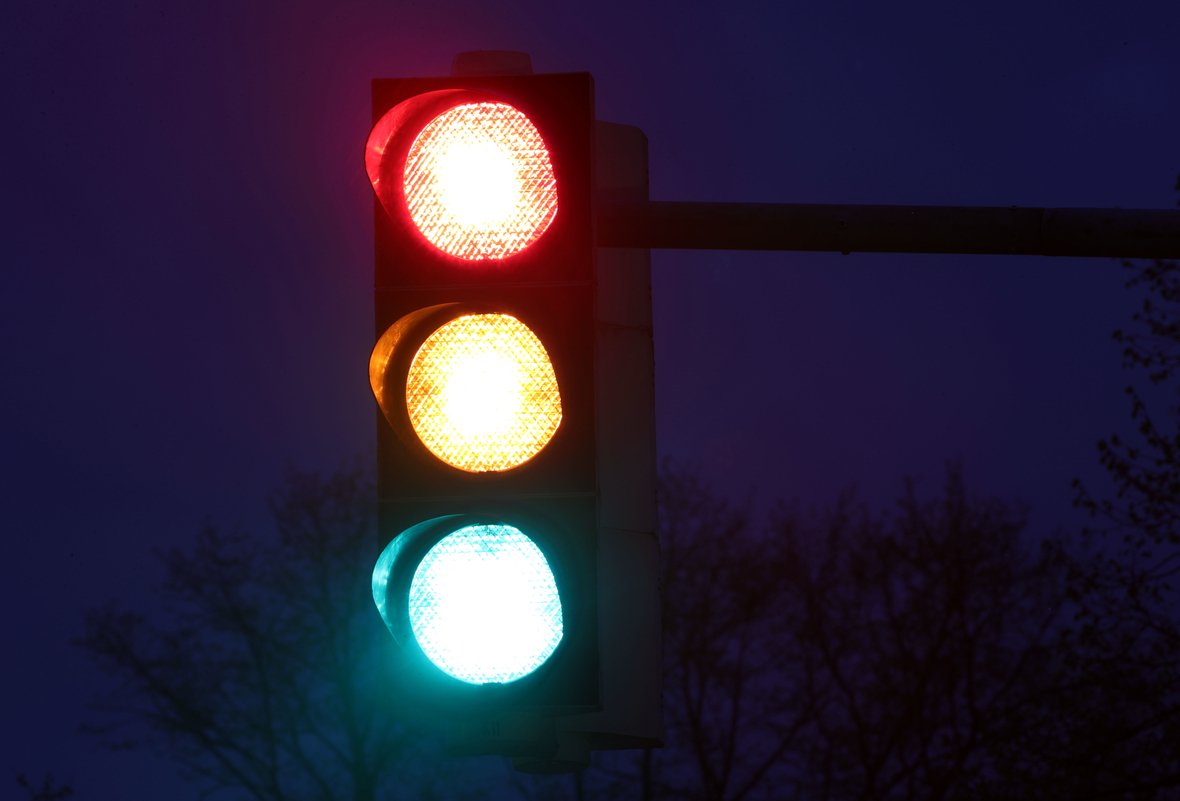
596, 201, 1180, 259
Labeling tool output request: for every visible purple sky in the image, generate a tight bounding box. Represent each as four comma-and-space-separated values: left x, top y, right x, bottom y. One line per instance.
3, 0, 1179, 797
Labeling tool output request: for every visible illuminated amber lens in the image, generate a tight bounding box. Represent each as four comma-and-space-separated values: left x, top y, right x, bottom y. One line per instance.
407, 314, 561, 471
403, 102, 558, 260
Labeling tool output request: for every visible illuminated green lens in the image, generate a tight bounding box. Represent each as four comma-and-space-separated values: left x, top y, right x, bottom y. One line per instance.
408, 524, 563, 683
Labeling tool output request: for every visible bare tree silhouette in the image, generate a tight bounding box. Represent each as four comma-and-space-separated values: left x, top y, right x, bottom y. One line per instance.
76, 218, 1180, 801
577, 463, 1056, 801
781, 466, 1057, 801
76, 461, 468, 801
1024, 218, 1180, 798
15, 773, 74, 801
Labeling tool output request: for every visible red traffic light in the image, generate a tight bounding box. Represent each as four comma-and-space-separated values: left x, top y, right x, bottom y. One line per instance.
365, 78, 591, 279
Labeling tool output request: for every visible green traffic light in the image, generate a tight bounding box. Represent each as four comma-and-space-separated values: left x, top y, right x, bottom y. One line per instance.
407, 524, 563, 684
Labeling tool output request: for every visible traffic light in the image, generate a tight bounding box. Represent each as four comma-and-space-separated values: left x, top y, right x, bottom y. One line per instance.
365, 52, 661, 772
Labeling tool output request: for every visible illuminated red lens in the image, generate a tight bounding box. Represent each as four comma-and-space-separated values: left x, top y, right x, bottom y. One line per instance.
403, 103, 558, 260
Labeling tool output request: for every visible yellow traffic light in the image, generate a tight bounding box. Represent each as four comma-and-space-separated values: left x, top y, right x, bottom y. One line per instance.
406, 313, 562, 472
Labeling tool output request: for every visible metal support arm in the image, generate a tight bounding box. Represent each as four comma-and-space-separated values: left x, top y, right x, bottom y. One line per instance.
596, 201, 1180, 259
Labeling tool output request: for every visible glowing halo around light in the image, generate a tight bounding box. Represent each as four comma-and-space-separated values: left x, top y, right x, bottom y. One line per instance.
405, 313, 562, 472
408, 524, 563, 684
403, 102, 558, 260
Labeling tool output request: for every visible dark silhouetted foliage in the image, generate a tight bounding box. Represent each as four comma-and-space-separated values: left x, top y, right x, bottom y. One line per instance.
76, 461, 467, 801
572, 462, 1057, 801
16, 773, 74, 801
1035, 246, 1180, 799
78, 182, 1180, 798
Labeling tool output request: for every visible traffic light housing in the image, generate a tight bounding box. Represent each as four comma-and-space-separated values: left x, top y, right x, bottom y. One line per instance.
365, 53, 660, 772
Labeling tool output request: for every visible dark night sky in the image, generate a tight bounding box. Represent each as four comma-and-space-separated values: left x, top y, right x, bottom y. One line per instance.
3, 0, 1179, 798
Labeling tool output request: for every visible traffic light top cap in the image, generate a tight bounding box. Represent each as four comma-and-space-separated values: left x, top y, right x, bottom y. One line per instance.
451, 51, 533, 77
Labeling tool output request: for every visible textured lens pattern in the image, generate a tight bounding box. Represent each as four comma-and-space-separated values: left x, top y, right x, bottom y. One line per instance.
406, 314, 561, 472
409, 524, 563, 684
404, 102, 558, 260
